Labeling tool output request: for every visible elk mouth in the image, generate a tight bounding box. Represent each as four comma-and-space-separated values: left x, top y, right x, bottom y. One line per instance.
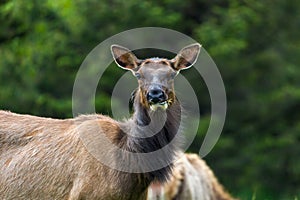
149, 101, 168, 111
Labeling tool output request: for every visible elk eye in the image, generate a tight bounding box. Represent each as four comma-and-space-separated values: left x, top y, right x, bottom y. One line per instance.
135, 73, 141, 79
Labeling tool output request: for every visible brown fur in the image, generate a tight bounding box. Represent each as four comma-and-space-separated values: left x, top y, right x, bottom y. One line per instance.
0, 111, 148, 200
148, 153, 237, 200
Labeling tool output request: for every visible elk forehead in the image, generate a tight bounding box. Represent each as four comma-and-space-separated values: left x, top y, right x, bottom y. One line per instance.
137, 59, 177, 84
142, 58, 171, 66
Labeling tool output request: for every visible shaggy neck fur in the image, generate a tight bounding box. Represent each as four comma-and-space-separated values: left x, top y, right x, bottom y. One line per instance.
121, 89, 181, 184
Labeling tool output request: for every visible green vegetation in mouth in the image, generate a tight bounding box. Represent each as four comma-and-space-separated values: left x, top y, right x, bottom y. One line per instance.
150, 102, 168, 111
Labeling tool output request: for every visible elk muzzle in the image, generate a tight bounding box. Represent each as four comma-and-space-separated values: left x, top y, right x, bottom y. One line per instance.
146, 86, 168, 111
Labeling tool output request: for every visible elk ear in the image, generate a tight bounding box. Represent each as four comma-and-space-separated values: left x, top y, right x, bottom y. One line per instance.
171, 43, 201, 71
111, 45, 140, 71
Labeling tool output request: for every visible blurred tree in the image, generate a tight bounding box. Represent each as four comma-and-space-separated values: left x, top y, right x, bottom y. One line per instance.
188, 0, 300, 198
0, 0, 299, 199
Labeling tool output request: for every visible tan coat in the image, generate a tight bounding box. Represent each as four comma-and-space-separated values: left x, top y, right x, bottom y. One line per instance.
0, 111, 147, 200
148, 153, 236, 200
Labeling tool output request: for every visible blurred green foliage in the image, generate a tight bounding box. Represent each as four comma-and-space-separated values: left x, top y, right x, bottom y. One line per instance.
0, 0, 299, 199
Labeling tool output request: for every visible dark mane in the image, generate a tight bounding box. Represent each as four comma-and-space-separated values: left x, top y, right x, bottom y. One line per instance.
121, 89, 182, 183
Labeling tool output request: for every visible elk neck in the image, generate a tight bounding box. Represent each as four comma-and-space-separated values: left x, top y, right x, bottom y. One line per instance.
119, 89, 182, 183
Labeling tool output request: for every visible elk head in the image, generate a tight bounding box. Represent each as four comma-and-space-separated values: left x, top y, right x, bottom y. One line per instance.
111, 44, 201, 111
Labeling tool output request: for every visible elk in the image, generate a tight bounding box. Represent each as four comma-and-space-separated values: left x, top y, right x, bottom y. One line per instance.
147, 153, 237, 200
0, 44, 200, 199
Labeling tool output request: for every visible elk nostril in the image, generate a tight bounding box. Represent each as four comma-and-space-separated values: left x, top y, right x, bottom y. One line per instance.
147, 89, 166, 104
151, 90, 159, 95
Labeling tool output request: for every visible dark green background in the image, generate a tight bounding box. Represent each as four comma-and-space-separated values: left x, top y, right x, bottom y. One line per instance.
1, 0, 299, 199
